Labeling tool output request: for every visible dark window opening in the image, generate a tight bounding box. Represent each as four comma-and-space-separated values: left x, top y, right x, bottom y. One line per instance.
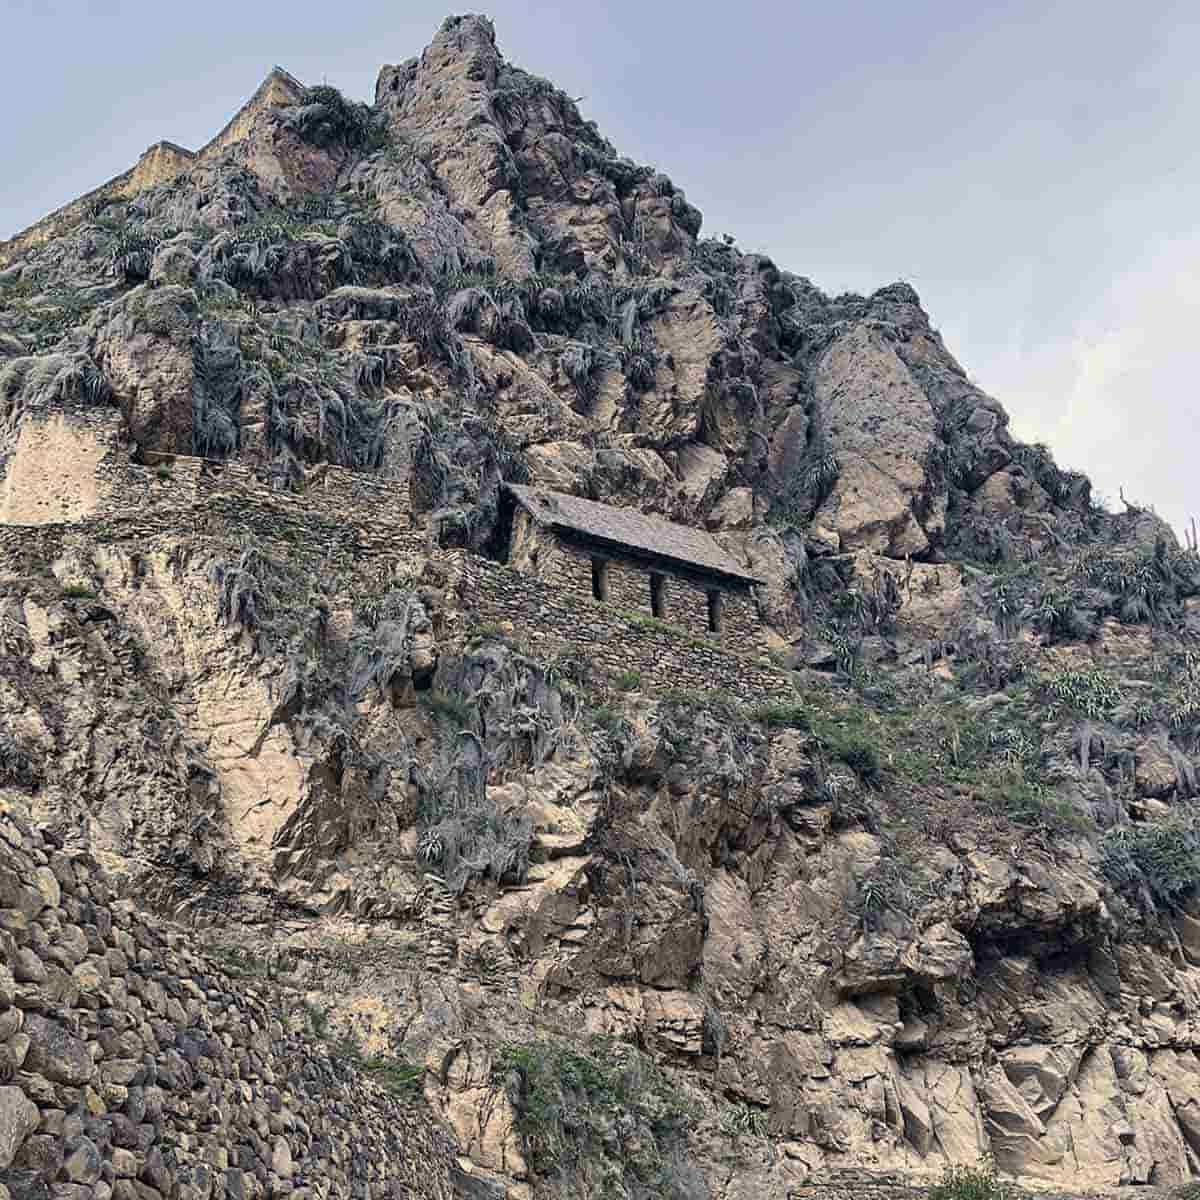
707, 590, 723, 634
650, 572, 666, 619
591, 558, 610, 601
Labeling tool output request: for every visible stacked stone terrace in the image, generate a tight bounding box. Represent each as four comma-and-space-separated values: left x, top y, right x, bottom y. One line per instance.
0, 808, 457, 1195
0, 407, 797, 704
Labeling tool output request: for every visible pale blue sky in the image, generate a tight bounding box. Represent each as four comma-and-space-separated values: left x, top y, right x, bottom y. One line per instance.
4, 1, 1198, 534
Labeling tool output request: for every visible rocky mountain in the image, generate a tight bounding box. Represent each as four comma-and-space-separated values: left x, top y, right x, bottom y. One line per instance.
2, 13, 1200, 1199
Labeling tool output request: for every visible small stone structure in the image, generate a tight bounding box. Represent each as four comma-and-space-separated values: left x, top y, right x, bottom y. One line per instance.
505, 484, 763, 649
0, 405, 793, 703
0, 67, 305, 267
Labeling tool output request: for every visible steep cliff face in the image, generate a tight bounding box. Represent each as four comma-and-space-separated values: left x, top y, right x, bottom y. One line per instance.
2, 13, 1200, 1200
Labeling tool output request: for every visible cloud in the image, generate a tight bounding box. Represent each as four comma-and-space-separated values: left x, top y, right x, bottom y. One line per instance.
963, 230, 1200, 537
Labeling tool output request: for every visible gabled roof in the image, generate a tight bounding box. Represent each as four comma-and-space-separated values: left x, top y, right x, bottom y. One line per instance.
506, 484, 761, 585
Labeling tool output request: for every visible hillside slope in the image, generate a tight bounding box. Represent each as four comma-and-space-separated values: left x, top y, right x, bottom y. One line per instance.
2, 14, 1200, 1199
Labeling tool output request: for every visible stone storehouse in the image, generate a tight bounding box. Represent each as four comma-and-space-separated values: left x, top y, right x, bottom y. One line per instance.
504, 484, 763, 647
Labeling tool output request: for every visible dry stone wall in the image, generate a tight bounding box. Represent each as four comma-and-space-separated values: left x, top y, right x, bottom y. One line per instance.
788, 1173, 1116, 1200
0, 809, 458, 1198
0, 412, 120, 526
0, 410, 790, 705
540, 535, 762, 653
506, 508, 763, 656
435, 548, 795, 706
8, 439, 423, 565
105, 455, 415, 558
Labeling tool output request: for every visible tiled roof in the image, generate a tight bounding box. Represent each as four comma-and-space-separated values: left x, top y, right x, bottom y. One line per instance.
506, 484, 761, 584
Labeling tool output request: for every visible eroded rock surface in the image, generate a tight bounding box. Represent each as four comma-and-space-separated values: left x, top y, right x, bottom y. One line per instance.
1, 11, 1199, 1200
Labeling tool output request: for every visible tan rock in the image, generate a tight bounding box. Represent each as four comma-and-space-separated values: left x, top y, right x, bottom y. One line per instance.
813, 324, 942, 558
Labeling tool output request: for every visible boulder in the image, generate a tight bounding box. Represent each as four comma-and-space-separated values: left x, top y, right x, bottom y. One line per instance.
19, 1016, 93, 1087
813, 324, 942, 558
0, 1088, 37, 1168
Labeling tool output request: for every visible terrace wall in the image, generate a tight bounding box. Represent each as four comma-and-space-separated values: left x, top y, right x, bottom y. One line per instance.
0, 410, 791, 705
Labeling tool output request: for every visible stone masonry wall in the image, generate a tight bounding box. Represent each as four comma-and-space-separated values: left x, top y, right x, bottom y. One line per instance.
435, 548, 795, 706
0, 416, 790, 705
507, 508, 763, 655
0, 410, 124, 526
0, 808, 458, 1198
0, 69, 304, 268
544, 536, 762, 653
789, 1172, 1111, 1200
13, 446, 424, 566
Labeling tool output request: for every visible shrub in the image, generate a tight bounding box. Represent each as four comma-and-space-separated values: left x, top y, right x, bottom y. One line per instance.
1028, 587, 1096, 643
1044, 668, 1122, 720
0, 733, 39, 790
612, 668, 641, 692
416, 794, 532, 896
839, 740, 881, 783
589, 704, 626, 739
1101, 819, 1200, 912
493, 1040, 691, 1191
210, 544, 274, 633
288, 85, 385, 151
107, 229, 171, 282
852, 855, 914, 930
998, 775, 1090, 834
1009, 441, 1078, 506
1165, 653, 1200, 735
1075, 540, 1200, 626
421, 691, 476, 729
61, 583, 98, 599
928, 1159, 1011, 1200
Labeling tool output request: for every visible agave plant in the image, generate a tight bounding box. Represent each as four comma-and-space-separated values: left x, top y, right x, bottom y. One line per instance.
107, 229, 167, 282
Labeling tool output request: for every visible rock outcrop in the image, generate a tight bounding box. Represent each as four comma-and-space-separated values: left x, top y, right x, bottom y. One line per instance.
1, 12, 1199, 1200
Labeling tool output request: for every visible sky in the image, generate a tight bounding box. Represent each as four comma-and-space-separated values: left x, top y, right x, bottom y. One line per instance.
3, 0, 1197, 535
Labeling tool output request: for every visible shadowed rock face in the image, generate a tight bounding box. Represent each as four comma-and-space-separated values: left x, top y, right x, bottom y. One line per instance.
3, 12, 1200, 1199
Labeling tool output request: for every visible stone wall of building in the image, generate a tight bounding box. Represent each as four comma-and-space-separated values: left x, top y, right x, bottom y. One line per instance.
196, 68, 305, 159
0, 425, 418, 560
0, 68, 304, 268
0, 410, 125, 526
507, 508, 763, 655
436, 548, 793, 705
0, 809, 458, 1197
0, 416, 787, 705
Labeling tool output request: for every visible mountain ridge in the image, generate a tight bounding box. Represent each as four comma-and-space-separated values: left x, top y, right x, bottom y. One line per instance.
0, 13, 1199, 1199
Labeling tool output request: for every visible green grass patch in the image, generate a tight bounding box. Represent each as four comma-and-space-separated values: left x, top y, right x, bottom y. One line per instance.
61, 583, 98, 599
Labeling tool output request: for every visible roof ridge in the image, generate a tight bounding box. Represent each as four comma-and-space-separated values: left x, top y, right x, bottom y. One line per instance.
506, 483, 761, 584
